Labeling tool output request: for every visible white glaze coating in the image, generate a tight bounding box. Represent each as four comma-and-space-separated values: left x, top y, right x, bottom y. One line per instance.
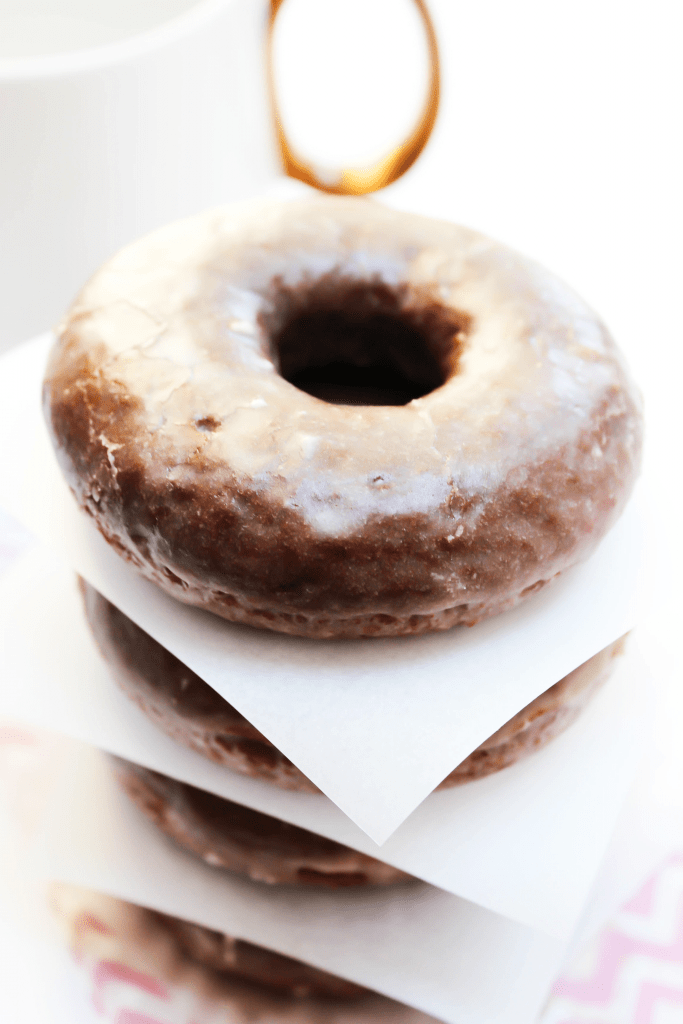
45, 197, 642, 636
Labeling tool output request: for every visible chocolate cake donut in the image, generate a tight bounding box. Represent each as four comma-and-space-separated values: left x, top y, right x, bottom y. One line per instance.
112, 757, 411, 888
45, 196, 642, 639
82, 578, 625, 789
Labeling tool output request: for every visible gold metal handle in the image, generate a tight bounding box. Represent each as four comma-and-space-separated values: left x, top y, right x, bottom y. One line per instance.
268, 0, 440, 196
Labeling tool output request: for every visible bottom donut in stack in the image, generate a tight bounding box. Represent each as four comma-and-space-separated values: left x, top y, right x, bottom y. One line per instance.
50, 883, 441, 1021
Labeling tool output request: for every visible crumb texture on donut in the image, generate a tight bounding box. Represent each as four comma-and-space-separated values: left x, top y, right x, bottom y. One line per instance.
46, 197, 643, 637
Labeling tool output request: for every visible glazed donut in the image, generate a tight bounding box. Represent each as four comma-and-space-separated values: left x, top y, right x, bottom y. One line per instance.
112, 757, 412, 888
45, 197, 642, 638
81, 578, 625, 789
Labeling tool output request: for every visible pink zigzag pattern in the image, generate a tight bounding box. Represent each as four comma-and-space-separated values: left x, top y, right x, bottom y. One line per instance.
553, 891, 683, 1005
92, 960, 169, 1014
556, 1019, 606, 1023
554, 985, 683, 1024
623, 853, 683, 916
622, 872, 660, 917
634, 981, 683, 1024
115, 1013, 173, 1024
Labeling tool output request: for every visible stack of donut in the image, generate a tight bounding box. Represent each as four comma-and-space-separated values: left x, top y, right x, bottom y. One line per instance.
43, 196, 642, 1006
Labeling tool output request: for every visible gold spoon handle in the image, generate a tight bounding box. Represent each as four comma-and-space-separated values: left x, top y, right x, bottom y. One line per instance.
268, 0, 440, 195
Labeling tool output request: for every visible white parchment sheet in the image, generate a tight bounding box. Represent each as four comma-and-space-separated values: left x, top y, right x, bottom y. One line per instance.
0, 546, 647, 937
0, 335, 644, 841
31, 740, 566, 1024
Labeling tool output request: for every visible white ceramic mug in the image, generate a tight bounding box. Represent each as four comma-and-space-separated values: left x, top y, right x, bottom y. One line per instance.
0, 0, 439, 351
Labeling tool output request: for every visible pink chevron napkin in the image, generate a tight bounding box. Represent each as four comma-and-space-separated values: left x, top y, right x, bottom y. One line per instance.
540, 851, 683, 1024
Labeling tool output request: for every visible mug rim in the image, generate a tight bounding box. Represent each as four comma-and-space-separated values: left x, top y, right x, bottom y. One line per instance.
0, 0, 243, 81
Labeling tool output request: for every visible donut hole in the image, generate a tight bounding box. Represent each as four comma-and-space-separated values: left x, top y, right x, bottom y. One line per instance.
265, 276, 470, 406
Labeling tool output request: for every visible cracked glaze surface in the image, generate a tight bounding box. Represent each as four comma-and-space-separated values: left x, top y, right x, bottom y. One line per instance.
44, 197, 643, 637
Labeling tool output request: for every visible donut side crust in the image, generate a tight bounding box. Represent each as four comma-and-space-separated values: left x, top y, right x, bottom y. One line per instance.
81, 579, 626, 792
111, 756, 412, 888
79, 577, 317, 792
150, 911, 370, 1000
440, 635, 626, 785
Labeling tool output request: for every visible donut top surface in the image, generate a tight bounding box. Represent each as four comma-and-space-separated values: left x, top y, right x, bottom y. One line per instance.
44, 196, 642, 636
